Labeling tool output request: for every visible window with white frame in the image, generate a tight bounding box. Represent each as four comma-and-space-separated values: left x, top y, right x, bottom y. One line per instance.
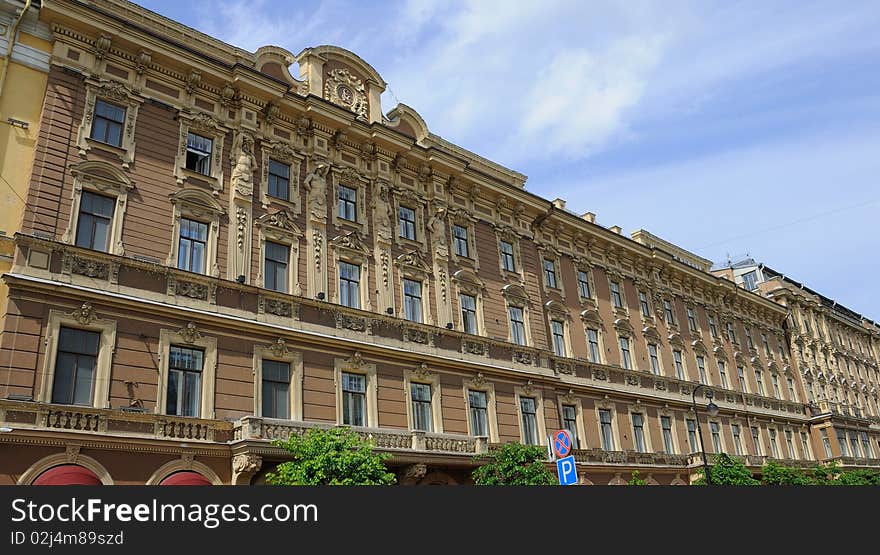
599, 409, 615, 451
708, 314, 718, 338
51, 328, 101, 406
761, 333, 771, 357
338, 185, 357, 221
509, 305, 527, 346
737, 366, 747, 393
787, 377, 798, 402
578, 270, 592, 299
561, 404, 580, 449
500, 240, 516, 272
755, 370, 765, 396
673, 350, 685, 380
661, 416, 675, 453
587, 328, 601, 363
410, 382, 433, 432
718, 361, 728, 389
261, 360, 291, 419
752, 426, 763, 456
860, 431, 873, 458
664, 299, 675, 325
264, 241, 290, 293
520, 397, 539, 445
339, 262, 361, 309
399, 206, 417, 240
468, 390, 489, 436
177, 218, 209, 274
801, 431, 812, 460
619, 337, 632, 370
785, 430, 795, 459
710, 421, 722, 453
771, 373, 781, 399
639, 292, 651, 317
90, 99, 126, 147
341, 372, 367, 426
453, 224, 469, 257
185, 133, 213, 176
632, 413, 647, 453
731, 424, 743, 455
460, 293, 478, 334
544, 259, 558, 289
267, 159, 290, 201
849, 431, 860, 458
726, 322, 738, 344
74, 191, 115, 252
686, 418, 698, 453
166, 345, 203, 417
551, 320, 566, 357
697, 356, 707, 384
742, 270, 758, 291
687, 308, 698, 333
403, 279, 423, 323
610, 281, 623, 309
821, 429, 832, 458
648, 344, 661, 375
769, 429, 780, 458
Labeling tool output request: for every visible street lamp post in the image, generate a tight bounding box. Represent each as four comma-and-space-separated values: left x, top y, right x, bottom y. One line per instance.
691, 384, 719, 485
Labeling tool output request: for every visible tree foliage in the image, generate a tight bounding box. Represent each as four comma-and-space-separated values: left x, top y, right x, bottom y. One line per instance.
266, 427, 396, 485
694, 453, 760, 485
628, 470, 648, 486
761, 461, 815, 485
472, 442, 557, 485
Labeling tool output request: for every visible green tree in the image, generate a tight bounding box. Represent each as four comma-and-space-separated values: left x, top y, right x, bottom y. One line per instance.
266, 427, 396, 485
834, 468, 880, 486
761, 461, 816, 485
628, 470, 648, 486
694, 453, 759, 485
472, 442, 557, 485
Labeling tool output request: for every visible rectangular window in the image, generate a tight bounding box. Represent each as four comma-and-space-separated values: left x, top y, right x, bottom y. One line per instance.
551, 320, 566, 357
509, 306, 527, 346
718, 361, 728, 389
664, 300, 675, 325
185, 132, 212, 175
787, 377, 797, 402
686, 419, 698, 453
710, 422, 722, 453
544, 259, 558, 289
399, 206, 417, 240
468, 390, 488, 436
577, 270, 591, 298
411, 382, 433, 432
687, 308, 697, 333
562, 405, 579, 449
632, 413, 646, 453
166, 345, 203, 417
849, 432, 860, 458
732, 424, 743, 455
520, 397, 539, 445
755, 370, 765, 396
453, 224, 469, 257
769, 429, 779, 458
771, 374, 781, 399
785, 430, 795, 459
403, 279, 423, 323
338, 261, 361, 309
860, 431, 873, 458
673, 350, 685, 380
619, 337, 632, 370
806, 381, 815, 404
500, 241, 515, 272
267, 159, 290, 201
746, 330, 754, 350
737, 366, 747, 393
177, 218, 208, 274
51, 327, 100, 405
338, 185, 357, 221
261, 360, 290, 419
599, 409, 615, 451
587, 329, 601, 363
752, 427, 763, 456
761, 333, 771, 357
610, 281, 623, 309
801, 432, 812, 460
727, 322, 737, 344
708, 315, 717, 338
697, 356, 707, 385
341, 372, 366, 426
648, 344, 660, 375
639, 292, 651, 317
821, 429, 832, 458
91, 99, 126, 147
75, 191, 115, 252
742, 270, 758, 291
661, 416, 674, 454
264, 241, 289, 293
460, 294, 477, 334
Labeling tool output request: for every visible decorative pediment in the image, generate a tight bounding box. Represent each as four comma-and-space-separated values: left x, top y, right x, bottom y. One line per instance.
545, 300, 570, 320
614, 318, 634, 335
412, 362, 435, 382
323, 68, 368, 120
256, 210, 301, 235
187, 111, 223, 134
713, 346, 728, 360
733, 351, 747, 365
581, 309, 602, 327
170, 188, 224, 215
268, 142, 302, 164
395, 250, 431, 273
330, 230, 371, 256
95, 78, 132, 103
452, 269, 485, 291
691, 340, 708, 355
501, 283, 530, 304
643, 325, 661, 342
177, 322, 202, 344
668, 332, 685, 349
336, 165, 365, 185
70, 160, 134, 193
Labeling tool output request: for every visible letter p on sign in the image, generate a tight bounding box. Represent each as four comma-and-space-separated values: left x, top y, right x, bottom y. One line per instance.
556, 455, 578, 485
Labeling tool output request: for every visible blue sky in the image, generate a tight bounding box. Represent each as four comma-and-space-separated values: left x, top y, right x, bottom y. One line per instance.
138, 0, 880, 320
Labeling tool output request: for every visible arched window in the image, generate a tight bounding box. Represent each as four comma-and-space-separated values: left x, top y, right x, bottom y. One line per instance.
33, 465, 102, 486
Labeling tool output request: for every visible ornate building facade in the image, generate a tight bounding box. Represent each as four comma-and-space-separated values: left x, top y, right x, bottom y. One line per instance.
0, 0, 877, 486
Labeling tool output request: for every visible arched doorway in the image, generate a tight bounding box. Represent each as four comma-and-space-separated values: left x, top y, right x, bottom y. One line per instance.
33, 464, 103, 486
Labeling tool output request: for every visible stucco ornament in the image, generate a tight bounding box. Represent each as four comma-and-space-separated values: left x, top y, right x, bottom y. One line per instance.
303, 162, 330, 222
324, 68, 368, 120
230, 134, 257, 197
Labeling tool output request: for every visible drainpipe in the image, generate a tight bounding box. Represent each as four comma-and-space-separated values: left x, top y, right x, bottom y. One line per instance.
0, 0, 33, 98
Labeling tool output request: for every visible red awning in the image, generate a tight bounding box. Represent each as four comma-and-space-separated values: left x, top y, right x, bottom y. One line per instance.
33, 464, 102, 486
159, 471, 212, 486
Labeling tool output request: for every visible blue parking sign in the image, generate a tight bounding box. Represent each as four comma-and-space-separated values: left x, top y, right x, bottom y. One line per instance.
556, 455, 578, 486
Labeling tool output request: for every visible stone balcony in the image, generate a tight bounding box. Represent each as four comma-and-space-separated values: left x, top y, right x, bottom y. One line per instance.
570, 448, 690, 467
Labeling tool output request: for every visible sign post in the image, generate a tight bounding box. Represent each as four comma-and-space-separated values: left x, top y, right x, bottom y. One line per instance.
551, 429, 578, 485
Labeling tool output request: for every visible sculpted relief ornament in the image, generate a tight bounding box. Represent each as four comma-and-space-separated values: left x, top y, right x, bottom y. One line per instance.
230, 133, 257, 198
324, 68, 368, 121
303, 162, 330, 223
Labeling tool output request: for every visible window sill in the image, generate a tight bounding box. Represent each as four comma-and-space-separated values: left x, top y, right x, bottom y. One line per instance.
179, 167, 220, 190
84, 137, 131, 165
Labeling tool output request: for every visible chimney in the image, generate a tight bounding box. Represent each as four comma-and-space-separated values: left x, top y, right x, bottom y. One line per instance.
552, 198, 566, 210
609, 225, 622, 235
581, 212, 596, 223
